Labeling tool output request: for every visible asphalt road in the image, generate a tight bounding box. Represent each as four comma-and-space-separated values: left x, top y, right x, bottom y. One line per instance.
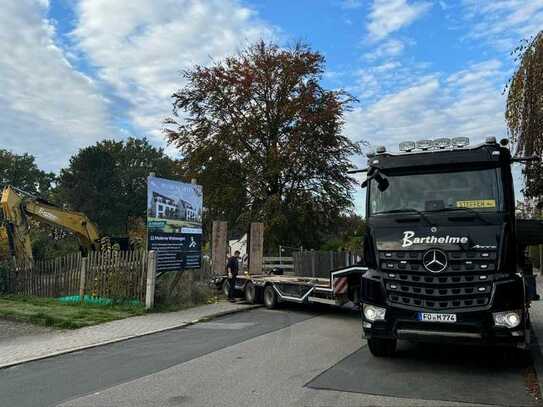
1, 306, 542, 407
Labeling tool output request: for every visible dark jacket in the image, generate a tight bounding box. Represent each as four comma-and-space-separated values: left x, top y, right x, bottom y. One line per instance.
227, 256, 239, 276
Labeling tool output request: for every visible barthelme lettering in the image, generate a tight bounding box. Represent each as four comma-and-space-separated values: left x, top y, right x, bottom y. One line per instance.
401, 231, 468, 247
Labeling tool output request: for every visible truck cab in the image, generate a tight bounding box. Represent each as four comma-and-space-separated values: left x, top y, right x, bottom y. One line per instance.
360, 137, 537, 357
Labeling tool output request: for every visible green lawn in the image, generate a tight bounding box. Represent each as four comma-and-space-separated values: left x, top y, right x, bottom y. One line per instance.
0, 295, 146, 329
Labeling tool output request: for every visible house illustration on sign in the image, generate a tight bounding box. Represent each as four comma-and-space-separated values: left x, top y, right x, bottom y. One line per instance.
151, 192, 178, 218
177, 199, 197, 221
151, 191, 199, 222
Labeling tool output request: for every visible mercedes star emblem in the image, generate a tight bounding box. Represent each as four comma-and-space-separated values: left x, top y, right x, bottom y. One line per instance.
423, 249, 448, 273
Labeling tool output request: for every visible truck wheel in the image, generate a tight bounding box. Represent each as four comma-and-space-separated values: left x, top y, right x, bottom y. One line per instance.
367, 338, 397, 357
263, 285, 278, 309
245, 282, 257, 304
222, 279, 230, 297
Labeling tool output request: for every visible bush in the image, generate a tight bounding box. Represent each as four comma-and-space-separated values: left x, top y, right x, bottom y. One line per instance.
154, 270, 217, 311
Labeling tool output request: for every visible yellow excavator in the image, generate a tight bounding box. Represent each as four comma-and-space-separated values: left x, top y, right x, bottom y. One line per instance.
0, 185, 101, 264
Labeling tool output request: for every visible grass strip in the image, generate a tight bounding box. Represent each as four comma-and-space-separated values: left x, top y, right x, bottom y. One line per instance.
0, 295, 146, 329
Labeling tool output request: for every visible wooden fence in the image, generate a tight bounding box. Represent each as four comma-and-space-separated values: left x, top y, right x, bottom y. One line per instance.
85, 250, 149, 302
3, 253, 82, 298
3, 250, 149, 302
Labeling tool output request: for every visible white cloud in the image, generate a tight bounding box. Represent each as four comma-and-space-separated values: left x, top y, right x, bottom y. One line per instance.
344, 59, 507, 160
0, 0, 111, 171
340, 0, 364, 9
367, 0, 432, 41
363, 38, 405, 61
462, 0, 543, 50
72, 0, 275, 146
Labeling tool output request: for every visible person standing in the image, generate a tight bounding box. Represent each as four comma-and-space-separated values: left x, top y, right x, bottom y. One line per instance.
226, 250, 240, 302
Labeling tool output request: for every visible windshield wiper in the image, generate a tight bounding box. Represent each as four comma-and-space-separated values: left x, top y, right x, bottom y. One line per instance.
377, 208, 434, 226
427, 207, 492, 225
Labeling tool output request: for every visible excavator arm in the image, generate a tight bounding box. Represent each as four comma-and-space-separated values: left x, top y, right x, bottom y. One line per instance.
1, 185, 100, 263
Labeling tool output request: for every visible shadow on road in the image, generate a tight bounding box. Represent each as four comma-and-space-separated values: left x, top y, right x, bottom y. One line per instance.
308, 340, 542, 406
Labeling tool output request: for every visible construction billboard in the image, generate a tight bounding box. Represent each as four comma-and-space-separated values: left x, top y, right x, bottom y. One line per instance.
147, 176, 203, 272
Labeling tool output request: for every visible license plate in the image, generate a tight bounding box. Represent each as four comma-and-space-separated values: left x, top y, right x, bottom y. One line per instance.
417, 312, 457, 323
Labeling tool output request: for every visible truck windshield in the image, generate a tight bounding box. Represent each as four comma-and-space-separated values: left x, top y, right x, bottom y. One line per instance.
370, 168, 503, 215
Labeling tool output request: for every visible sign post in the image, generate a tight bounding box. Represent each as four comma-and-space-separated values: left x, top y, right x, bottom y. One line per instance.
147, 175, 203, 272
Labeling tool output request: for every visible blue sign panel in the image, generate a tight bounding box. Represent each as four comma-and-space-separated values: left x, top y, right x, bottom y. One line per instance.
147, 176, 203, 271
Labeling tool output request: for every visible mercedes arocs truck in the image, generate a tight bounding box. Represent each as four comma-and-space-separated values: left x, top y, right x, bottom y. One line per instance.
359, 136, 541, 357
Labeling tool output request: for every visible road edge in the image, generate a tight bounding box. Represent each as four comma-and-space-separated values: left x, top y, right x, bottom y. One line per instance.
0, 303, 261, 370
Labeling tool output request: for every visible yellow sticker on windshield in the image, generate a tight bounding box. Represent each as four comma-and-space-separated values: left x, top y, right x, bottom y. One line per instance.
456, 200, 496, 208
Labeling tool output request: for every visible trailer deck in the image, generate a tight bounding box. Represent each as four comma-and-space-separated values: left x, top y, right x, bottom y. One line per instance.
212, 265, 367, 308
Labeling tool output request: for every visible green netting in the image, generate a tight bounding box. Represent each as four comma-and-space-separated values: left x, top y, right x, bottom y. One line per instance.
58, 295, 141, 306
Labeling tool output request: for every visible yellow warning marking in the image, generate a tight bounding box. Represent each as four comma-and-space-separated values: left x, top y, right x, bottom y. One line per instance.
456, 200, 496, 208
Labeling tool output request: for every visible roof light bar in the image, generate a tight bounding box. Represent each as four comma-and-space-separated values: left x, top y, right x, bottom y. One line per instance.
485, 136, 497, 144
415, 140, 432, 151
433, 138, 451, 149
451, 137, 470, 148
399, 141, 416, 152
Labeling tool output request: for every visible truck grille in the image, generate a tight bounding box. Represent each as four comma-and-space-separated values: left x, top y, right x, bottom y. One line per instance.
379, 250, 497, 311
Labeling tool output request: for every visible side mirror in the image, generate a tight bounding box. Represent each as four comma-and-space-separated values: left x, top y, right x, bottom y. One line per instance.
374, 173, 389, 192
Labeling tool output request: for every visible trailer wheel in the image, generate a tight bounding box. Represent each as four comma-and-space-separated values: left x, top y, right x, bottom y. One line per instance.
221, 279, 230, 297
263, 285, 278, 309
245, 282, 257, 304
367, 338, 397, 357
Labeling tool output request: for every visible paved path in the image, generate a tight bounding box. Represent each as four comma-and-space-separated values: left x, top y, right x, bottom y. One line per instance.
0, 319, 54, 341
0, 301, 259, 368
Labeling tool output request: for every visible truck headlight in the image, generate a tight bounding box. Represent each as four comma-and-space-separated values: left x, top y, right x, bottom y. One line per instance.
363, 304, 386, 322
493, 310, 522, 328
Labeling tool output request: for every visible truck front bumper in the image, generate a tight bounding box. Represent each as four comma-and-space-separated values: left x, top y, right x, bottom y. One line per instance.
362, 306, 528, 348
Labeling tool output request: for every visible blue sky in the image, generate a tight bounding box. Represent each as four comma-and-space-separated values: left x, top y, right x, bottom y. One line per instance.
1, 0, 542, 212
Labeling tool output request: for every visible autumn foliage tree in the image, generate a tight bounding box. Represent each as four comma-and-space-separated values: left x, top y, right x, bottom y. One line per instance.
165, 41, 361, 250
506, 31, 543, 202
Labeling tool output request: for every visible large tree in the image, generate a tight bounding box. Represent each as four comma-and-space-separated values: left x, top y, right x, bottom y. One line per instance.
506, 31, 543, 201
165, 41, 361, 250
57, 138, 182, 236
0, 149, 54, 195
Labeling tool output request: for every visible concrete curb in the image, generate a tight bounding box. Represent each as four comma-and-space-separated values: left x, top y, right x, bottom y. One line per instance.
0, 303, 261, 370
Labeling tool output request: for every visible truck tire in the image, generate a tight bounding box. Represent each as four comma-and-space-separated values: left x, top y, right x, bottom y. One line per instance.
245, 282, 257, 304
263, 285, 278, 309
222, 279, 230, 297
367, 338, 397, 357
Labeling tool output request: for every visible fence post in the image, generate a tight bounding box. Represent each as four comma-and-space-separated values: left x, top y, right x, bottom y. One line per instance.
79, 257, 87, 301
146, 250, 157, 310
249, 222, 264, 275
212, 221, 228, 276
311, 252, 316, 278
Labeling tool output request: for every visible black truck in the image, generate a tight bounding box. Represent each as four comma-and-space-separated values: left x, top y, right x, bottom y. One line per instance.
359, 136, 541, 357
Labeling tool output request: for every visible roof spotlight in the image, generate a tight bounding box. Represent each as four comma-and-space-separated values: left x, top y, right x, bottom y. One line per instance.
433, 138, 451, 149
399, 141, 416, 152
451, 137, 470, 148
415, 140, 432, 150
485, 136, 497, 144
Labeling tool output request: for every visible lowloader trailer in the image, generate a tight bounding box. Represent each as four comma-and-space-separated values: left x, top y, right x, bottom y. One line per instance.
211, 265, 367, 309
357, 136, 542, 357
